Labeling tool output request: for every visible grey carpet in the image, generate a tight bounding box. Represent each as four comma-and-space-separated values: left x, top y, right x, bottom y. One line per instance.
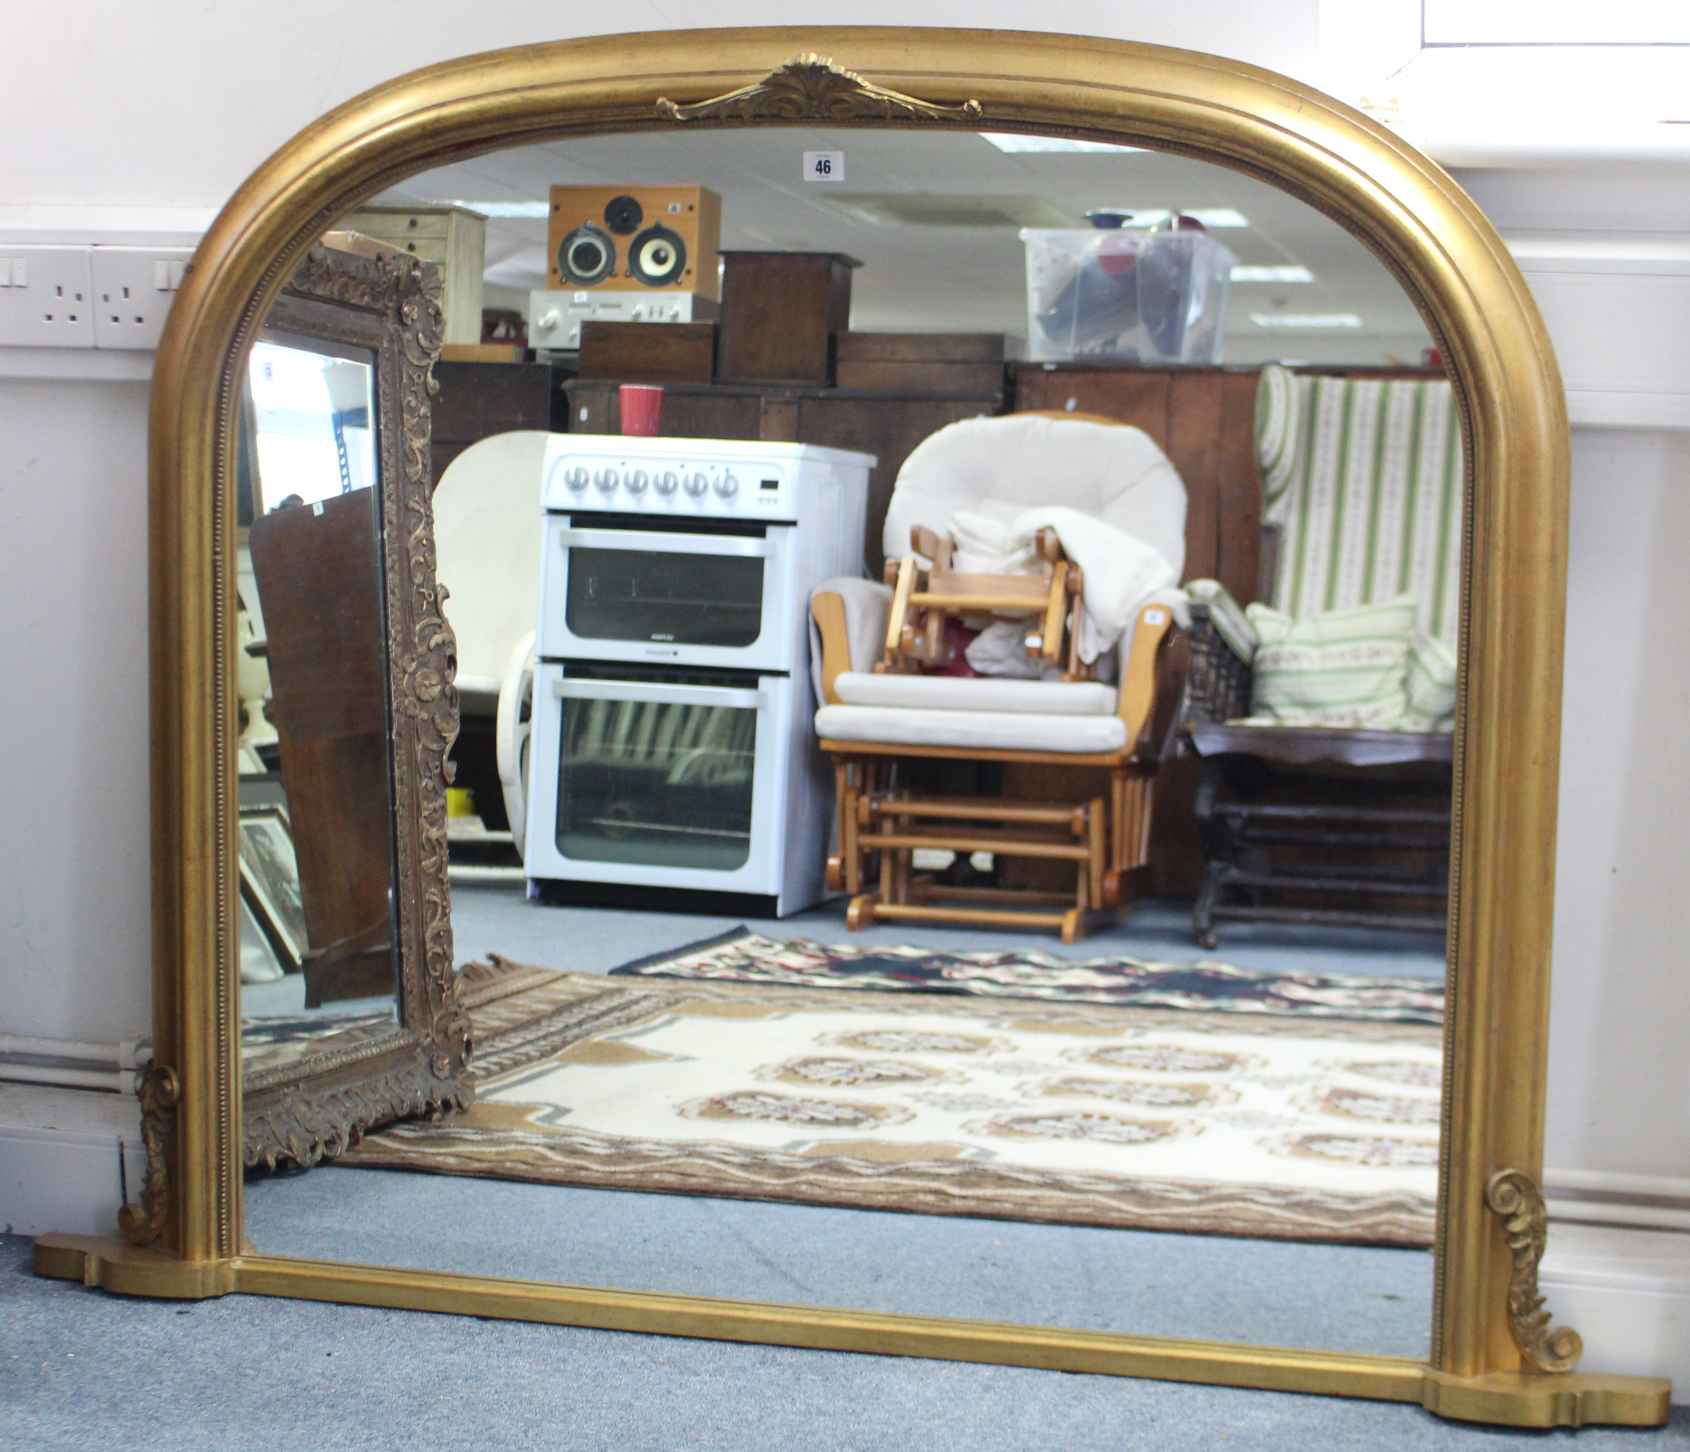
4, 1235, 1684, 1452
447, 885, 1449, 981
246, 1165, 1435, 1355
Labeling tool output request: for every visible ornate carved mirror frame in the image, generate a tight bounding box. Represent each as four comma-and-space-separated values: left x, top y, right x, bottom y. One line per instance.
31, 27, 1669, 1428
238, 244, 469, 1171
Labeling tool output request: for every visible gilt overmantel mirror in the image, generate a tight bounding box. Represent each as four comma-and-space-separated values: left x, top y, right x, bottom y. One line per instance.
30, 27, 1671, 1430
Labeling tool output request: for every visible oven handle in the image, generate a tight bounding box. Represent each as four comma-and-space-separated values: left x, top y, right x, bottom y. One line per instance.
552, 678, 768, 711
556, 527, 771, 559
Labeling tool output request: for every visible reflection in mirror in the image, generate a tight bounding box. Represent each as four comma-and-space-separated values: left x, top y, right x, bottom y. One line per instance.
237, 331, 399, 1071
241, 125, 1451, 1362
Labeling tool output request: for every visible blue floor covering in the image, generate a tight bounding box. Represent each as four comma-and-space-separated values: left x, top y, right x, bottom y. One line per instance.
5, 1235, 1683, 1451
447, 884, 1450, 981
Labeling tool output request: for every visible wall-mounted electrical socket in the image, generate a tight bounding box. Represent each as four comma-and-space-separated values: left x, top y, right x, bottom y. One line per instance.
0, 247, 95, 347
91, 247, 193, 350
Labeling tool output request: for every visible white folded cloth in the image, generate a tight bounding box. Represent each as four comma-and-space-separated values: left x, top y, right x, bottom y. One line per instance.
943, 501, 1180, 665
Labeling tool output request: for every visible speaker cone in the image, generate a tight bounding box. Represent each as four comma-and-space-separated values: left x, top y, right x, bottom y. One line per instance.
603, 195, 644, 235
628, 224, 687, 287
558, 224, 616, 286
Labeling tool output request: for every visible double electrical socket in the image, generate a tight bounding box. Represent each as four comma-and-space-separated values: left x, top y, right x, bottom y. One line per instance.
0, 245, 194, 349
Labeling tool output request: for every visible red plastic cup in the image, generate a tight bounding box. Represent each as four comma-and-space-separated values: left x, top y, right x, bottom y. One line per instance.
619, 384, 664, 437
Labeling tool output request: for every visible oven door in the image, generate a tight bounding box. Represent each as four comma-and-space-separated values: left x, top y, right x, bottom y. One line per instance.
522, 665, 792, 896
537, 515, 799, 672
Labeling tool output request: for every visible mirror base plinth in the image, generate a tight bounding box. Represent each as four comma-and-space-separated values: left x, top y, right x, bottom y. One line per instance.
34, 1241, 1670, 1425
32, 1233, 236, 1300
1421, 1367, 1671, 1428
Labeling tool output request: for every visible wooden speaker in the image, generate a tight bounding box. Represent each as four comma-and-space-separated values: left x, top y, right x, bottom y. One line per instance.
547, 185, 721, 297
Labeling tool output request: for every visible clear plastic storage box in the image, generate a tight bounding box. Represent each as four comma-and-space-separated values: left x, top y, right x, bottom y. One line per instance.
1020, 227, 1236, 364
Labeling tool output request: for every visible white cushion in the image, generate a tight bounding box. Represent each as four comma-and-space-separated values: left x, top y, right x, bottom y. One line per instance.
882, 414, 1188, 578
815, 704, 1128, 754
833, 672, 1118, 716
433, 431, 549, 696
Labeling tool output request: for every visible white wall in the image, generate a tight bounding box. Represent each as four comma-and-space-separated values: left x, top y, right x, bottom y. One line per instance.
1454, 168, 1690, 1181
0, 374, 153, 1041
1, 4, 1319, 214
1549, 427, 1690, 1177
3, 4, 1689, 1185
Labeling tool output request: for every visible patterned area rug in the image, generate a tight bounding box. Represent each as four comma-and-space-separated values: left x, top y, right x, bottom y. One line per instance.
610, 928, 1445, 1025
338, 958, 1441, 1245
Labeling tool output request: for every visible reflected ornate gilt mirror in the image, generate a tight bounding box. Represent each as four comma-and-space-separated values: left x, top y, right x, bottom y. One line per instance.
30, 27, 1671, 1430
235, 240, 468, 1169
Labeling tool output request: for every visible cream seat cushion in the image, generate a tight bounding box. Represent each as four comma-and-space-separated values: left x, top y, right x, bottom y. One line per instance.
815, 704, 1128, 754
832, 672, 1118, 716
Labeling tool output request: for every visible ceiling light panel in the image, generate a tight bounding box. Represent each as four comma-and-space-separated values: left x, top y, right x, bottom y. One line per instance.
1186, 209, 1250, 228
1231, 265, 1314, 282
451, 201, 549, 218
1250, 313, 1363, 328
979, 133, 1145, 154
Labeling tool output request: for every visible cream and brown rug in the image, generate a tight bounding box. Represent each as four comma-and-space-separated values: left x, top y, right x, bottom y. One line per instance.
339, 957, 1441, 1245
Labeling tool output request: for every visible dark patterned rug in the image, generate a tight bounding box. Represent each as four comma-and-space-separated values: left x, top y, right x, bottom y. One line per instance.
609, 928, 1444, 1025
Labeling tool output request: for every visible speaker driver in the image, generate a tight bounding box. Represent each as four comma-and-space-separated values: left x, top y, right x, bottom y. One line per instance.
603, 194, 643, 235
628, 225, 687, 287
558, 224, 616, 286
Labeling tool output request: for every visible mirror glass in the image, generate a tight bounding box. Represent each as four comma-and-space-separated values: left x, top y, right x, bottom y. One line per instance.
239, 122, 1450, 1362
236, 330, 400, 1080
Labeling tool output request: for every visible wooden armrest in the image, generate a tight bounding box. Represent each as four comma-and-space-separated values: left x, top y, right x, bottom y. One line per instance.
884, 557, 917, 668
1117, 601, 1178, 745
810, 592, 852, 705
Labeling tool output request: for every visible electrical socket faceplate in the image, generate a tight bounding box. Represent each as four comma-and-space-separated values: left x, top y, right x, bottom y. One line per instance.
91, 246, 192, 350
0, 247, 95, 347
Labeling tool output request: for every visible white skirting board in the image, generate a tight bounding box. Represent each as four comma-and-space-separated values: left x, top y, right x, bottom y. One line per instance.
1542, 1221, 1690, 1396
0, 1083, 144, 1238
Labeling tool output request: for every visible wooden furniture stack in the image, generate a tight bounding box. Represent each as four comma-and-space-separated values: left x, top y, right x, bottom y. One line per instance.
428, 360, 568, 485
716, 251, 859, 385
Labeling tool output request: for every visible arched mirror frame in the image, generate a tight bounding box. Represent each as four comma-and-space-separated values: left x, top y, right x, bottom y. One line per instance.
32, 26, 1670, 1429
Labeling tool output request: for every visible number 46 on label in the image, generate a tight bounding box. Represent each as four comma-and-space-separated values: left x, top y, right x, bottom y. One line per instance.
803, 151, 845, 183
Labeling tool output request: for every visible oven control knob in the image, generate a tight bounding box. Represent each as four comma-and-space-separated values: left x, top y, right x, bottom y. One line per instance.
654, 470, 679, 496
715, 472, 740, 498
593, 467, 619, 494
563, 465, 590, 492
624, 469, 649, 495
684, 471, 709, 497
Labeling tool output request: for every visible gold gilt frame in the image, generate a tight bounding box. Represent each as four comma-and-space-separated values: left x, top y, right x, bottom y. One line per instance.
32, 27, 1671, 1428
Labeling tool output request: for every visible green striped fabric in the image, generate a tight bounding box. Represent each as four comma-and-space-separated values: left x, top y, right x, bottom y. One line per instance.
1243, 597, 1418, 729
1254, 364, 1463, 652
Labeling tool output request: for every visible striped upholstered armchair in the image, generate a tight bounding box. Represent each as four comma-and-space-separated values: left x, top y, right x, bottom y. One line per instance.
1180, 364, 1462, 947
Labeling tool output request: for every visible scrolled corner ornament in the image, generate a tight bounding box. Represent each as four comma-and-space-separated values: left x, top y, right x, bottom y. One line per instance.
658, 53, 982, 125
1485, 1168, 1583, 1374
118, 1062, 180, 1247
